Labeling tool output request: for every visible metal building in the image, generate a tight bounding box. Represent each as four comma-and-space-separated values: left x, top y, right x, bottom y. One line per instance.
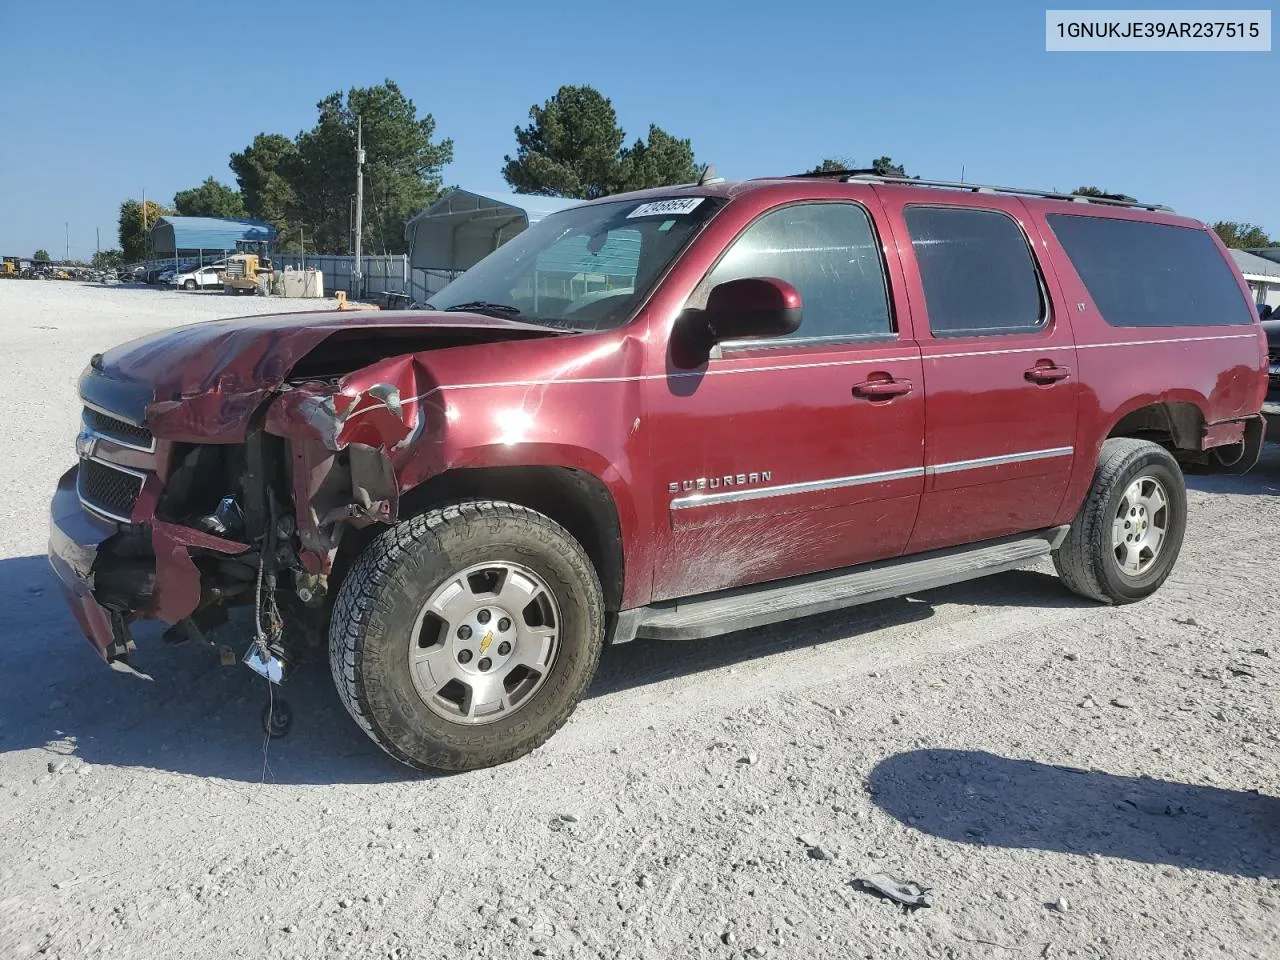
1230, 249, 1280, 309
150, 216, 277, 261
405, 189, 580, 274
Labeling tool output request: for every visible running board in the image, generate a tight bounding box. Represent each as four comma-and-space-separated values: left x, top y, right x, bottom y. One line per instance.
633, 526, 1070, 641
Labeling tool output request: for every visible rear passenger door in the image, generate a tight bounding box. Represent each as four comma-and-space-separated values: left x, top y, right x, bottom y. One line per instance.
878, 195, 1080, 553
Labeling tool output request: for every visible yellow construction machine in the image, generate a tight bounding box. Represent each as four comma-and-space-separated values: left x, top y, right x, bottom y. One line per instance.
218, 240, 275, 295
0, 257, 20, 279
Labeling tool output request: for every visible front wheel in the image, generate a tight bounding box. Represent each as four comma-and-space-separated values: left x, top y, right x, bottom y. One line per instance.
1053, 438, 1187, 604
183, 279, 196, 290
329, 500, 605, 771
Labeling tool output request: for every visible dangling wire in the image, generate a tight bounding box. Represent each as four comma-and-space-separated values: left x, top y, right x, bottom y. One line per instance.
256, 553, 277, 784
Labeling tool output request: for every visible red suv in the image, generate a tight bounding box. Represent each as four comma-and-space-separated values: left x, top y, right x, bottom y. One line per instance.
50, 172, 1269, 770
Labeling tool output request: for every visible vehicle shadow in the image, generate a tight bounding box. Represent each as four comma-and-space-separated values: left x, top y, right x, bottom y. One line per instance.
868, 748, 1280, 879
590, 567, 1094, 698
0, 553, 1098, 786
1184, 441, 1280, 497
0, 554, 408, 786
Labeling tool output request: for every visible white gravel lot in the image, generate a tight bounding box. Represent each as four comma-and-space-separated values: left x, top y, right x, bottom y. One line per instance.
0, 280, 1277, 960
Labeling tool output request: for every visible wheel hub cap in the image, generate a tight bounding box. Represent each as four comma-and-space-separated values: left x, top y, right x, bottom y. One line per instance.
408, 561, 560, 725
1111, 475, 1169, 576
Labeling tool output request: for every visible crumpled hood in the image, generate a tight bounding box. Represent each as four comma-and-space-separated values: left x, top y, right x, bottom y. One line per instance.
81, 309, 562, 442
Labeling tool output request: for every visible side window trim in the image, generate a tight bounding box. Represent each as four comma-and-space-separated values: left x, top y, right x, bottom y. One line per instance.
903, 203, 1052, 339
688, 199, 900, 352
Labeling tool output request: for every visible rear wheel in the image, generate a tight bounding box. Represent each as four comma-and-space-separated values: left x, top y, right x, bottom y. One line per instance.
1053, 438, 1187, 603
329, 500, 604, 771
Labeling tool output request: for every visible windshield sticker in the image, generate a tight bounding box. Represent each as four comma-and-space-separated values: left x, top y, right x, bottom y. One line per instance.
627, 197, 705, 219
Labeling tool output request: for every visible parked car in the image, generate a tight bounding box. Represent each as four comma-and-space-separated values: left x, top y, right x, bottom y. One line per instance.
172, 264, 225, 290
49, 173, 1268, 771
1261, 303, 1279, 425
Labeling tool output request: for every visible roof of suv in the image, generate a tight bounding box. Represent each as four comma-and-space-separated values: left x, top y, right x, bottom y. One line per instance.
581, 175, 1203, 230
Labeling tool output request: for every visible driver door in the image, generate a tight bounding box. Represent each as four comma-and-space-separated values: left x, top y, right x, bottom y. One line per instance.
643, 199, 926, 601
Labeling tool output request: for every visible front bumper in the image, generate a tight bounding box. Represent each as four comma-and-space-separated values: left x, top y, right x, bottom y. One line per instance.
50, 459, 257, 667
48, 467, 123, 660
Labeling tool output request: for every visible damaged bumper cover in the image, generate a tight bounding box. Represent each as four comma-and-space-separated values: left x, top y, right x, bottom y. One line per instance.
49, 466, 252, 665
49, 468, 119, 659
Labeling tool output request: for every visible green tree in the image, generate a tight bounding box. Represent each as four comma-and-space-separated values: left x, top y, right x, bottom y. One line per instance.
1072, 185, 1137, 202
808, 158, 855, 174
807, 156, 909, 176
92, 249, 123, 270
173, 177, 247, 218
117, 198, 172, 262
617, 124, 698, 192
1212, 221, 1273, 249
287, 80, 453, 254
869, 156, 907, 177
502, 85, 698, 199
230, 133, 298, 244
33, 249, 50, 262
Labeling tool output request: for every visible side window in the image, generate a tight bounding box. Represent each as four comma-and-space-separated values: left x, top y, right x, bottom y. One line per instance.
1046, 214, 1254, 328
702, 202, 893, 343
904, 206, 1046, 336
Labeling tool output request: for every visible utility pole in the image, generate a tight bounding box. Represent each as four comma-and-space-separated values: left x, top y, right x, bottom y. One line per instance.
353, 115, 365, 298
96, 227, 100, 257
65, 222, 69, 262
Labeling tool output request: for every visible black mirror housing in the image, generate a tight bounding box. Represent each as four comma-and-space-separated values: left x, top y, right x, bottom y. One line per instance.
700, 276, 803, 345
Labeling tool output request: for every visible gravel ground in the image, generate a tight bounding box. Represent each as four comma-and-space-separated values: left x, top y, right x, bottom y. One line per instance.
1, 280, 1277, 960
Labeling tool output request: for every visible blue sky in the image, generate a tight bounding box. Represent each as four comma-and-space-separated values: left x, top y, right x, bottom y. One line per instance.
0, 0, 1274, 259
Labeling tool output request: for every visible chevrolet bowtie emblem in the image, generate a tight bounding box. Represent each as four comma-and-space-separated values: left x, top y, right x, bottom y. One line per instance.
75, 430, 96, 460
479, 631, 493, 655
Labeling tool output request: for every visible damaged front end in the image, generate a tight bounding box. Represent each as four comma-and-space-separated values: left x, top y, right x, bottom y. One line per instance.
47, 311, 555, 676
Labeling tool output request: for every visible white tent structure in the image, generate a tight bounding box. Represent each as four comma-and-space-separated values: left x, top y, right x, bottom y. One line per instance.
405, 189, 581, 274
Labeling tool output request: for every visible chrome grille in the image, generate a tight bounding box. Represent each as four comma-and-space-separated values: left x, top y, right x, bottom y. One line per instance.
83, 406, 154, 451
77, 458, 145, 522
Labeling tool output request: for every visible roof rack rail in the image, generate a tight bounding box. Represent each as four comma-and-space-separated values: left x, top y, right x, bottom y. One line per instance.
787, 169, 1173, 212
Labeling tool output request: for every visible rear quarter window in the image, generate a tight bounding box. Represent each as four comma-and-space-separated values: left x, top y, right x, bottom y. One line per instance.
1046, 215, 1253, 328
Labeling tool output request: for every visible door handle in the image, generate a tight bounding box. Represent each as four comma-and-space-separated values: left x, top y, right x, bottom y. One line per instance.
1024, 363, 1071, 384
853, 378, 913, 400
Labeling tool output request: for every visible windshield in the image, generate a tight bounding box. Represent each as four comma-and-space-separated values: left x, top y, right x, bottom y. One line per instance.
426, 196, 724, 330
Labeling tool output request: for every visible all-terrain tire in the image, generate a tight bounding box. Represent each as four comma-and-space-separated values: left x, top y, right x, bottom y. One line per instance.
1053, 438, 1187, 604
329, 500, 605, 772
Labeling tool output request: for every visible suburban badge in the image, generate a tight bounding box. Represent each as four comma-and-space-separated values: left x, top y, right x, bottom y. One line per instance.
668, 471, 772, 494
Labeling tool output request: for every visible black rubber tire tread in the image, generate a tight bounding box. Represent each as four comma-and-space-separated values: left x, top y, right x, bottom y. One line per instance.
1053, 437, 1187, 604
329, 499, 604, 772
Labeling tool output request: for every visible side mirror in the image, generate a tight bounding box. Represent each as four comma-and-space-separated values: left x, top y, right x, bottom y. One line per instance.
1260, 303, 1274, 321
695, 276, 803, 348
